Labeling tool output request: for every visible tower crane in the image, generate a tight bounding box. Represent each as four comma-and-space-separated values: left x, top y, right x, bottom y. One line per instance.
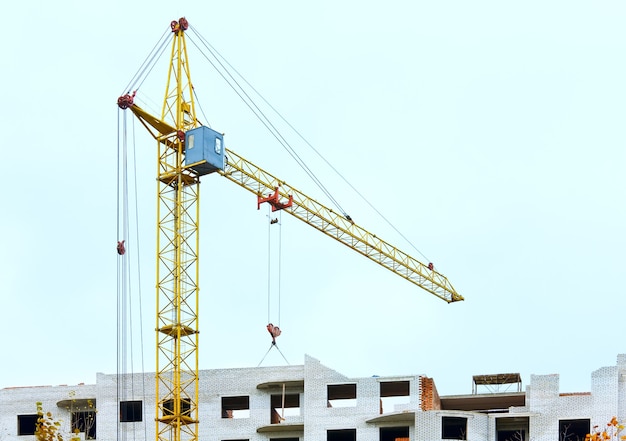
117, 17, 462, 441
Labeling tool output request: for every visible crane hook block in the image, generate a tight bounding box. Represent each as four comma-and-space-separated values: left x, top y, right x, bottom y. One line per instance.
258, 187, 293, 212
117, 240, 126, 255
266, 323, 281, 345
184, 126, 225, 176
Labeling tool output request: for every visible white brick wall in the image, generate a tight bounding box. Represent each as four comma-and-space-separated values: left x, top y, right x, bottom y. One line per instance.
0, 383, 96, 441
1, 354, 624, 441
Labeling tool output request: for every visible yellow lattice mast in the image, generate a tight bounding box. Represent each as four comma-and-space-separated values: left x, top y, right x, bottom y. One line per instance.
119, 17, 201, 441
154, 18, 200, 441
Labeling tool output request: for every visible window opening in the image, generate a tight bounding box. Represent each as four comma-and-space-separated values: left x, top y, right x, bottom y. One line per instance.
120, 400, 143, 422
497, 416, 529, 441
442, 416, 467, 440
380, 381, 410, 414
222, 396, 250, 419
72, 411, 97, 440
270, 393, 300, 423
559, 419, 590, 441
327, 428, 356, 441
380, 426, 410, 441
17, 414, 39, 436
327, 384, 357, 408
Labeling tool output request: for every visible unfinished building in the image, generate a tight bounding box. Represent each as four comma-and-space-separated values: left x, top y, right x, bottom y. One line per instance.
1, 354, 625, 441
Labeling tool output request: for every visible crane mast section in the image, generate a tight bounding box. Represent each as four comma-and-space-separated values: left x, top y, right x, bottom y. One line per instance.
123, 19, 202, 441
220, 149, 463, 303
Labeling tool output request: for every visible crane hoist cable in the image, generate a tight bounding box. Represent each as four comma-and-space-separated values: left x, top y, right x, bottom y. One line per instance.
266, 209, 283, 327
116, 109, 149, 441
116, 108, 131, 441
259, 208, 290, 366
186, 26, 433, 264
128, 115, 149, 384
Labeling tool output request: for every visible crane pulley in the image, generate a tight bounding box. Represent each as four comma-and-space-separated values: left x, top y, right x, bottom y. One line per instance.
117, 16, 462, 441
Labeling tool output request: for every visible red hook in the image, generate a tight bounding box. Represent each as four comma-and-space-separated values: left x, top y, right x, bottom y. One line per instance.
266, 323, 281, 345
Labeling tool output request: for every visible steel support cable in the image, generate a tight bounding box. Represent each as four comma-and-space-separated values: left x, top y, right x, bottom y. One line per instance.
123, 116, 136, 441
120, 107, 129, 381
116, 110, 121, 441
260, 209, 287, 368
266, 208, 272, 324
233, 98, 432, 262
116, 108, 129, 441
257, 342, 290, 367
186, 32, 323, 189
188, 28, 431, 263
277, 210, 282, 327
129, 116, 149, 441
186, 29, 339, 209
129, 118, 148, 439
187, 28, 347, 216
190, 85, 211, 129
187, 27, 344, 212
123, 121, 129, 385
121, 27, 171, 95
117, 111, 149, 441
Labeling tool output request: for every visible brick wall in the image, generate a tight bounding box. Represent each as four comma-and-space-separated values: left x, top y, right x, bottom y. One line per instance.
1, 353, 625, 441
420, 376, 441, 411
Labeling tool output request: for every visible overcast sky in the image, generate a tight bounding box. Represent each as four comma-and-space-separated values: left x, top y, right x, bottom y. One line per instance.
2, 1, 625, 398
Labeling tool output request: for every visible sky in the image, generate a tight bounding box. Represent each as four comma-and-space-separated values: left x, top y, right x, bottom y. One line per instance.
1, 1, 625, 398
